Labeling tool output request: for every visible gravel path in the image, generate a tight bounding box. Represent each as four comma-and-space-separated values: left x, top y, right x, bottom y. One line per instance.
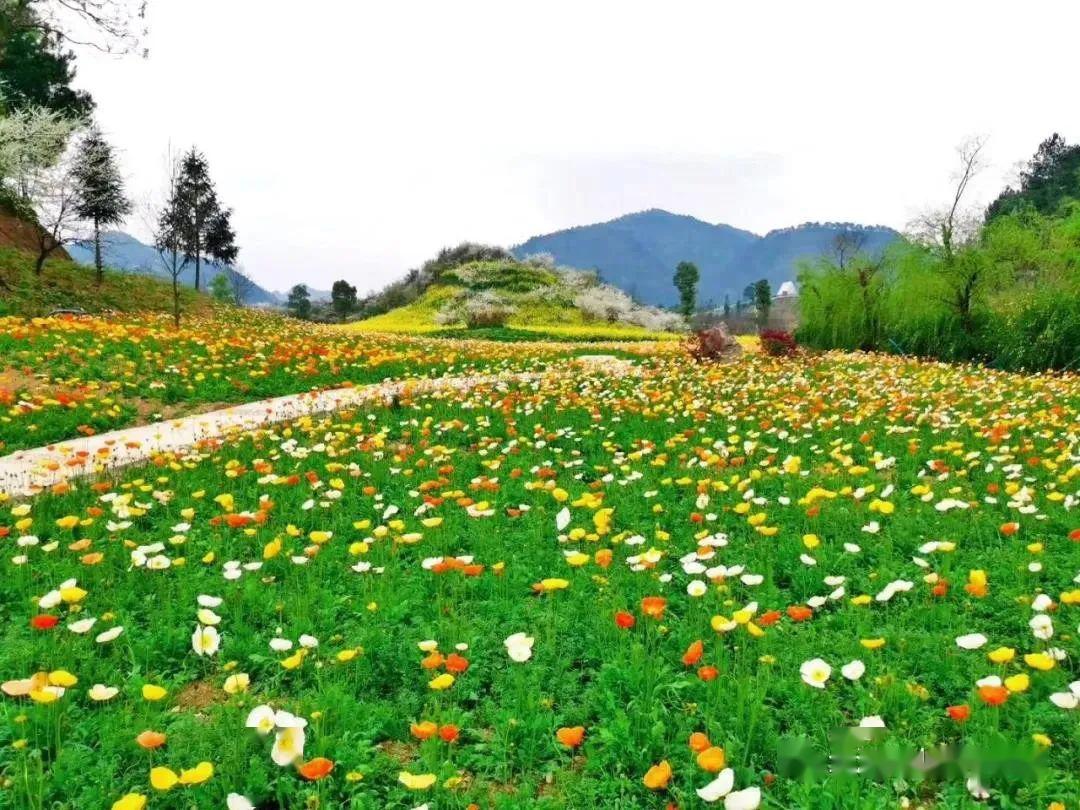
0, 356, 634, 499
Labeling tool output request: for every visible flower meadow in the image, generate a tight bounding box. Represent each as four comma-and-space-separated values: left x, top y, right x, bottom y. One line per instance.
0, 311, 629, 454
1, 347, 1079, 809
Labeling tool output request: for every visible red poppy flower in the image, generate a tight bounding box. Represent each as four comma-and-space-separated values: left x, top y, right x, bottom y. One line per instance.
31, 615, 59, 630
438, 724, 459, 743
445, 653, 469, 674
946, 704, 970, 722
757, 610, 781, 627
614, 611, 636, 629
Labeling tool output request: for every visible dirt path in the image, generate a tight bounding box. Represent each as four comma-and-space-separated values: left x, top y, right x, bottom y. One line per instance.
0, 356, 634, 499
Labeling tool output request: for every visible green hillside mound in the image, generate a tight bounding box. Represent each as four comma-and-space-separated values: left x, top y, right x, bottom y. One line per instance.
349, 258, 684, 341
0, 247, 212, 317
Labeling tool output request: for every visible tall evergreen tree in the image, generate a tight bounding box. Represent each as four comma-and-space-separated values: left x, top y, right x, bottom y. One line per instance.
175, 148, 236, 290
71, 124, 130, 283
673, 261, 699, 318
752, 278, 772, 329
0, 28, 94, 116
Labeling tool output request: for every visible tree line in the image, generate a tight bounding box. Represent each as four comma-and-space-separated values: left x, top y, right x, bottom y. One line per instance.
797, 135, 1080, 371
0, 0, 258, 325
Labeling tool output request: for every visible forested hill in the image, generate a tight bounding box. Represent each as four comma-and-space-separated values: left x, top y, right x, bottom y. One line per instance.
513, 209, 897, 306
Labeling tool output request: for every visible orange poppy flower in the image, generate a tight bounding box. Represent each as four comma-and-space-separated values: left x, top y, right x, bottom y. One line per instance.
978, 685, 1009, 706
681, 640, 704, 667
641, 597, 667, 620
697, 665, 719, 682
696, 746, 726, 773
688, 732, 711, 753
298, 757, 334, 780
420, 651, 444, 670
614, 611, 636, 629
556, 726, 585, 748
786, 605, 813, 622
136, 730, 167, 749
410, 721, 438, 741
643, 760, 673, 790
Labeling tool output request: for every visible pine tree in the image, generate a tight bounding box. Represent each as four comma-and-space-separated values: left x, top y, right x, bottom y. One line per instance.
71, 125, 130, 284
175, 148, 237, 290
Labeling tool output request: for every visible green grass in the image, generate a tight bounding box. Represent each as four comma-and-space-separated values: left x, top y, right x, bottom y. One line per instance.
0, 249, 211, 318
1, 351, 1077, 808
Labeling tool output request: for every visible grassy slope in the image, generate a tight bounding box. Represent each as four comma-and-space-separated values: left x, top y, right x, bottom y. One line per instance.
0, 248, 212, 317
349, 262, 682, 342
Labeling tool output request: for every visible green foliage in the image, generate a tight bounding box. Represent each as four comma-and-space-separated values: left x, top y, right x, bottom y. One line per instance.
672, 260, 699, 316
209, 271, 234, 303
0, 247, 210, 316
330, 279, 357, 321
987, 134, 1080, 221
752, 278, 771, 328
286, 283, 312, 320
0, 27, 94, 117
798, 205, 1080, 371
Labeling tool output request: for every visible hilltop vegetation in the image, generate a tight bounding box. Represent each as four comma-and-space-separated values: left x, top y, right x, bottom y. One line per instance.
352, 249, 685, 341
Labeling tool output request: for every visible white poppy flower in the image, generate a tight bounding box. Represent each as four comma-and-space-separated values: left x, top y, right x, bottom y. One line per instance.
696, 768, 734, 802
687, 580, 708, 597
800, 658, 831, 689
271, 725, 306, 766
95, 625, 124, 643
841, 660, 865, 680
724, 786, 761, 810
955, 633, 988, 650
191, 624, 220, 657
245, 704, 277, 735
505, 632, 535, 663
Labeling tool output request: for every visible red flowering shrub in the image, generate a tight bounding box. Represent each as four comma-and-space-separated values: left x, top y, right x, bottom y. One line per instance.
760, 329, 798, 357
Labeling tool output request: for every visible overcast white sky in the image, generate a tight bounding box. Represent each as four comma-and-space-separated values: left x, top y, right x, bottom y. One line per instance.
73, 0, 1080, 294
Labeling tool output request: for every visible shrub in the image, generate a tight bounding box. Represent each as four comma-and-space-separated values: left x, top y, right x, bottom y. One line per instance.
688, 323, 738, 361
462, 291, 515, 328
760, 329, 798, 357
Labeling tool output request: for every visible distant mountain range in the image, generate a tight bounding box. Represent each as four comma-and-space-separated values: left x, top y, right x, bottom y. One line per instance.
67, 232, 329, 305
512, 209, 898, 307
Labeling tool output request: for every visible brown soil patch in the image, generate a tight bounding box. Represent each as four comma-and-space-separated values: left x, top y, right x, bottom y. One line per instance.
376, 739, 419, 764
175, 679, 223, 711
0, 368, 48, 396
